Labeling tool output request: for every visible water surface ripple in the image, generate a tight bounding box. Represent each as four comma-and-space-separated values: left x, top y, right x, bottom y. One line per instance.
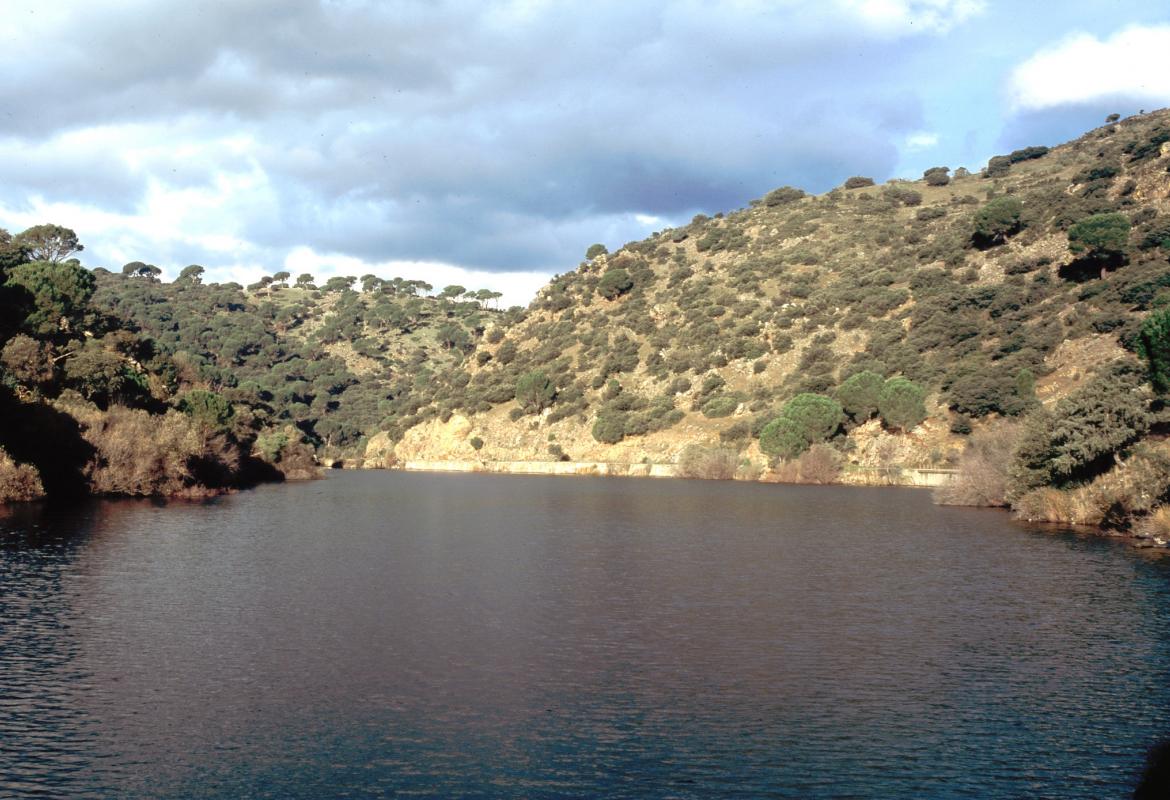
1, 473, 1168, 798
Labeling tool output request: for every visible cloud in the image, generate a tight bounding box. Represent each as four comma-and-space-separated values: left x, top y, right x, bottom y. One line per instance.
281, 248, 549, 309
904, 131, 939, 150
841, 0, 985, 35
0, 0, 989, 304
1009, 25, 1170, 112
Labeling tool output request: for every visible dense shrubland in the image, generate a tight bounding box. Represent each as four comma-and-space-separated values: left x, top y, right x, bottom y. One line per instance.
8, 109, 1170, 536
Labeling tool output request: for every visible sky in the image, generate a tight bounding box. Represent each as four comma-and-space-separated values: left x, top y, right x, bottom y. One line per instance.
2, 1, 1170, 306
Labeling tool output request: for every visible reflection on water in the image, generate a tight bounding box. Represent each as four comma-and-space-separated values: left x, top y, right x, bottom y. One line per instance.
1, 473, 1169, 798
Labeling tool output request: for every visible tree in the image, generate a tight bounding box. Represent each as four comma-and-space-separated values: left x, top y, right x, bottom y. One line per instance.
597, 268, 633, 300
878, 377, 927, 432
272, 271, 291, 286
436, 322, 470, 352
1135, 307, 1170, 393
295, 273, 315, 288
759, 393, 844, 461
516, 370, 556, 414
836, 370, 884, 421
759, 416, 807, 460
844, 176, 874, 189
177, 389, 235, 432
440, 284, 466, 299
5, 260, 95, 335
176, 264, 205, 285
1068, 212, 1130, 263
14, 224, 83, 263
585, 243, 608, 260
781, 393, 844, 443
923, 166, 950, 186
0, 228, 29, 273
0, 334, 54, 386
1106, 113, 1121, 123
63, 342, 130, 404
122, 261, 157, 277
973, 196, 1024, 246
323, 276, 357, 293
130, 261, 162, 280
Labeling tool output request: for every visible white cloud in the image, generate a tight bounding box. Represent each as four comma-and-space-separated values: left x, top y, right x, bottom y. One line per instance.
282, 248, 549, 308
0, 192, 549, 308
905, 131, 939, 150
1009, 25, 1170, 112
0, 0, 992, 295
839, 0, 985, 35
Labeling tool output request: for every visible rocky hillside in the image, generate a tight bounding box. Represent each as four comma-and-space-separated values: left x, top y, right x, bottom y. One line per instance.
11, 108, 1170, 528
370, 111, 1170, 489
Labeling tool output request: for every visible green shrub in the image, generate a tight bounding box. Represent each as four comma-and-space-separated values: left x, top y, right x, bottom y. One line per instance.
597, 268, 634, 300
719, 420, 752, 443
515, 370, 556, 414
1134, 307, 1170, 393
923, 167, 950, 186
883, 185, 922, 207
1009, 364, 1152, 495
701, 393, 742, 418
1008, 145, 1048, 163
973, 196, 1024, 246
178, 389, 235, 432
844, 176, 875, 189
469, 436, 484, 450
592, 410, 627, 444
764, 186, 806, 206
986, 155, 1011, 177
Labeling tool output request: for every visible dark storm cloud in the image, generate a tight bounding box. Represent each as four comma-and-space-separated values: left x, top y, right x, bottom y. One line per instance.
0, 1, 978, 273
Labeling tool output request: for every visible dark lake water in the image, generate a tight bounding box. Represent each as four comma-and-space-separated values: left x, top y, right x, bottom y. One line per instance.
2, 472, 1169, 798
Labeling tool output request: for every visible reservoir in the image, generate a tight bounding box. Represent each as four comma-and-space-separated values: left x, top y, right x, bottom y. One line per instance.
2, 472, 1168, 798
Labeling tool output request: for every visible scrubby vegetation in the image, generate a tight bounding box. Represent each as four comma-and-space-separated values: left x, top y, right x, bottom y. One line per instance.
9, 108, 1170, 539
0, 226, 506, 499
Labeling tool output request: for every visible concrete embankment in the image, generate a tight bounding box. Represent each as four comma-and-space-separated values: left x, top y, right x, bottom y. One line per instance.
393, 459, 957, 487
401, 459, 677, 478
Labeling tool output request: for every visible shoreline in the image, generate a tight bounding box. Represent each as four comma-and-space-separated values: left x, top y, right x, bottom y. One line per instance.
359, 459, 1168, 550
376, 458, 958, 488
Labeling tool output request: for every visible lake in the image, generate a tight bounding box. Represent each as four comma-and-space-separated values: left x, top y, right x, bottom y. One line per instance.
1, 472, 1168, 798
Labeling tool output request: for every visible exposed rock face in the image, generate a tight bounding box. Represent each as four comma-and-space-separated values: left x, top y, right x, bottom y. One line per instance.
392, 414, 476, 462
363, 430, 397, 469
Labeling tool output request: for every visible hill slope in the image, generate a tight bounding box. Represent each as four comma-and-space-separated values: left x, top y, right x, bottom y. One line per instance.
375, 112, 1169, 479
9, 109, 1170, 534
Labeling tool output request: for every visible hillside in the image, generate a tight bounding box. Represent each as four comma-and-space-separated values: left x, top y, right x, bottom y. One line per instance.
348, 109, 1170, 537
6, 109, 1170, 534
359, 112, 1164, 481
89, 271, 513, 461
